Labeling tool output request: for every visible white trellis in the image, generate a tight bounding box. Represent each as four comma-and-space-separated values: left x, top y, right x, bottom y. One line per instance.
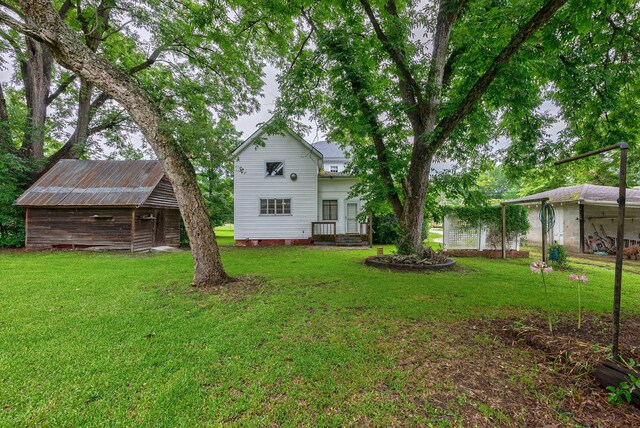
443, 214, 520, 251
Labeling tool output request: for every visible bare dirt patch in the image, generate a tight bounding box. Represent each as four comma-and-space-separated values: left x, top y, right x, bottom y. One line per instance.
366, 315, 640, 427
186, 275, 266, 299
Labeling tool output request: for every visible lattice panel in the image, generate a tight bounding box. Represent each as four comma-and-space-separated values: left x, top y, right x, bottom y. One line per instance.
446, 217, 480, 249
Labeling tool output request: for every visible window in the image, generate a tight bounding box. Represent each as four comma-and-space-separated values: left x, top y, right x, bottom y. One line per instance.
260, 198, 291, 215
266, 161, 284, 176
322, 200, 338, 220
330, 165, 339, 173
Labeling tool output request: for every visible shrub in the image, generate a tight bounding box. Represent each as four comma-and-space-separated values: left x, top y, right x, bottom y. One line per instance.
548, 242, 568, 268
372, 213, 400, 245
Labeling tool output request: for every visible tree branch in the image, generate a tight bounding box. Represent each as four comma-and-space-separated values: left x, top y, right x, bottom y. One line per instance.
431, 0, 568, 149
359, 0, 420, 106
0, 9, 50, 43
288, 28, 314, 72
88, 115, 128, 135
301, 8, 404, 218
46, 73, 77, 105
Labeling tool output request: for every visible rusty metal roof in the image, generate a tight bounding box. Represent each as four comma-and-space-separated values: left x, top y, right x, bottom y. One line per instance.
16, 160, 168, 207
503, 184, 640, 206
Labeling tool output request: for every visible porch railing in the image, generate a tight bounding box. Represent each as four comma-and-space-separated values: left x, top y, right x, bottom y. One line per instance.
312, 221, 337, 242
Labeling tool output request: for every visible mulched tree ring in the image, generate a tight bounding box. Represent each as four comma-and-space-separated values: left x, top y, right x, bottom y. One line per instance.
365, 256, 456, 272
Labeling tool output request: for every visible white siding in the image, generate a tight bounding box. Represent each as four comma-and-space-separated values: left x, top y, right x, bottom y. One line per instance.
317, 177, 363, 234
234, 132, 320, 240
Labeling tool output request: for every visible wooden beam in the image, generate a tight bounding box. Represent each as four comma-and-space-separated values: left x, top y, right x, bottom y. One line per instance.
368, 213, 373, 247
579, 203, 585, 253
501, 204, 507, 259
130, 208, 136, 252
542, 203, 548, 263
24, 208, 29, 248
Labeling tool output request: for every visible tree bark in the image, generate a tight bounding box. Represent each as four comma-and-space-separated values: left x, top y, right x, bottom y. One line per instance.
20, 33, 52, 159
4, 0, 229, 286
0, 82, 13, 149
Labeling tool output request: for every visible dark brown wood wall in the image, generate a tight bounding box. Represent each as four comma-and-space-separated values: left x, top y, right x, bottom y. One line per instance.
165, 209, 180, 246
143, 177, 179, 208
131, 208, 180, 251
26, 208, 133, 250
132, 208, 154, 251
25, 207, 180, 252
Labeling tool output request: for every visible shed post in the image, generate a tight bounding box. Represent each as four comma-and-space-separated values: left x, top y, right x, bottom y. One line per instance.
24, 208, 29, 248
501, 204, 507, 259
579, 203, 585, 253
541, 204, 548, 263
368, 214, 373, 247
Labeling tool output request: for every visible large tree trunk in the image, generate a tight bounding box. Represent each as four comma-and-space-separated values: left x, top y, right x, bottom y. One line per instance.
8, 0, 229, 286
20, 35, 52, 159
397, 147, 434, 253
0, 82, 12, 149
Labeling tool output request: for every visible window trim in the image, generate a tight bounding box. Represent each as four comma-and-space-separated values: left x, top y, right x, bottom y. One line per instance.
259, 197, 292, 216
264, 161, 285, 177
322, 199, 338, 221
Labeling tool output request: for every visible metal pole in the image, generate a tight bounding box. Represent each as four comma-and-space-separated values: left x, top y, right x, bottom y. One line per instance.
502, 204, 507, 259
541, 203, 548, 263
612, 147, 628, 361
554, 142, 629, 361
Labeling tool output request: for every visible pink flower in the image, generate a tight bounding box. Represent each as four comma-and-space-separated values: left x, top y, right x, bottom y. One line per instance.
530, 260, 552, 274
569, 273, 588, 284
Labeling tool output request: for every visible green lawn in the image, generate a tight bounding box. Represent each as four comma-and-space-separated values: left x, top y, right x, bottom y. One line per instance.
1, 240, 639, 426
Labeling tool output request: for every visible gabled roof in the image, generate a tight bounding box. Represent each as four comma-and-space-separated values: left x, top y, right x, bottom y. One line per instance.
16, 160, 168, 207
313, 141, 349, 160
504, 184, 640, 206
232, 118, 323, 159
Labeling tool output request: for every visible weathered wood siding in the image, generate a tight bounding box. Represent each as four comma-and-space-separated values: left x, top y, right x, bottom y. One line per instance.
165, 209, 180, 246
143, 177, 179, 208
132, 208, 154, 251
26, 208, 133, 250
234, 132, 320, 240
131, 208, 180, 251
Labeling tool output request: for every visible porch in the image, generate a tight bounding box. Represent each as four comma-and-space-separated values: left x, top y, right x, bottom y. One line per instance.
311, 221, 372, 246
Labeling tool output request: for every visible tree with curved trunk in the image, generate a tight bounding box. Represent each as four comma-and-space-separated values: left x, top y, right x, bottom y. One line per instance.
0, 0, 244, 286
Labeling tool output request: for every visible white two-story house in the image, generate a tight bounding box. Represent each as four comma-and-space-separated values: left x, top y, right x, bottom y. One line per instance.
232, 123, 370, 246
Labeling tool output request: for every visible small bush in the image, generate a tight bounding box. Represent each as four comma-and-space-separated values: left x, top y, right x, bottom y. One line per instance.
372, 214, 400, 245
548, 242, 568, 268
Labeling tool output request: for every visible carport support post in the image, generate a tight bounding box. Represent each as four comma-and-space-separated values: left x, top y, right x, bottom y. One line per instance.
541, 204, 548, 264
501, 204, 507, 259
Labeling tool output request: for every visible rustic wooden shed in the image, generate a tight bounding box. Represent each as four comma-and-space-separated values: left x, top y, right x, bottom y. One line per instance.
16, 160, 181, 251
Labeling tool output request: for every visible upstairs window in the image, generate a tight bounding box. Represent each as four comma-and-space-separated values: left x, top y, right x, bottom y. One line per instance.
260, 198, 291, 215
266, 161, 284, 177
322, 200, 338, 220
330, 165, 339, 173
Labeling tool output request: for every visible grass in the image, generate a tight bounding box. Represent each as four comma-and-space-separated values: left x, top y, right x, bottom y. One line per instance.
1, 231, 640, 426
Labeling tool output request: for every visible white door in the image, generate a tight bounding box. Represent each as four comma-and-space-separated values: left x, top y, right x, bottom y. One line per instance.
553, 207, 564, 245
346, 203, 358, 234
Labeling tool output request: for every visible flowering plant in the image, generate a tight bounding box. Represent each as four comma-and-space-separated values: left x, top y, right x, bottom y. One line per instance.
569, 273, 589, 329
530, 260, 553, 332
